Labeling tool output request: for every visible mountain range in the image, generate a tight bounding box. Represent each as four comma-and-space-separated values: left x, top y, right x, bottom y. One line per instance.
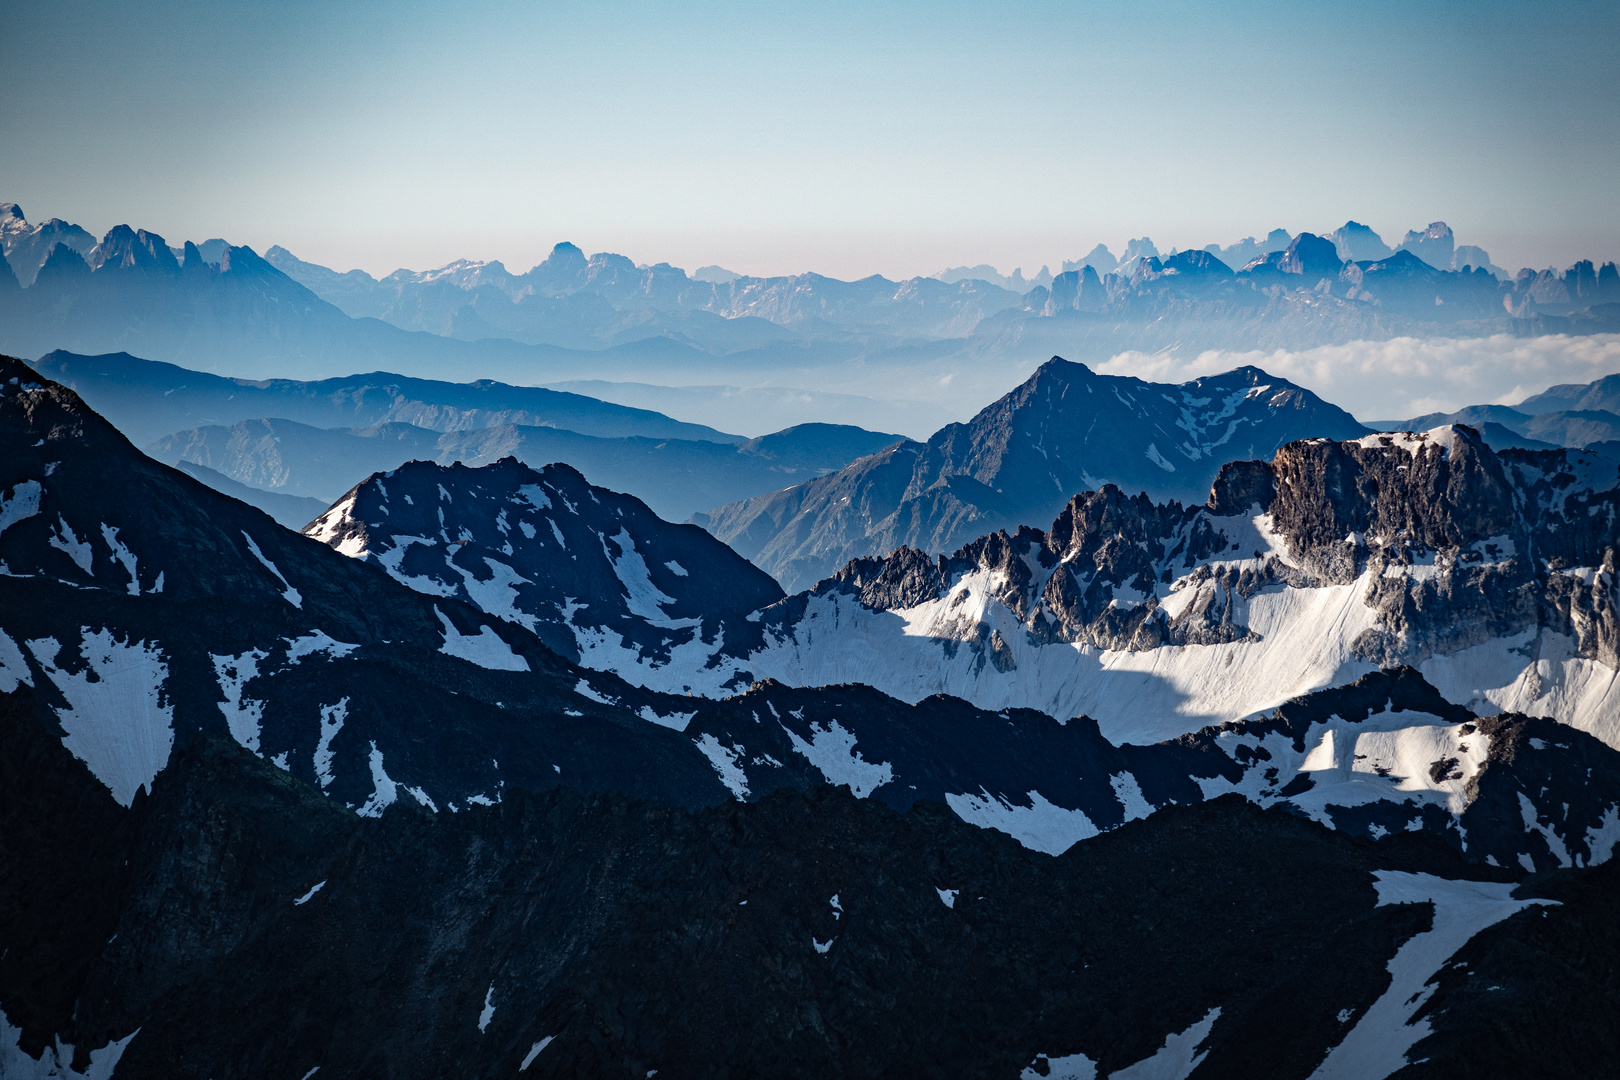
314, 411, 1620, 753
32, 349, 905, 527
1373, 373, 1620, 451
698, 357, 1370, 590
7, 195, 1620, 1076
6, 351, 1620, 1073
5, 202, 1619, 430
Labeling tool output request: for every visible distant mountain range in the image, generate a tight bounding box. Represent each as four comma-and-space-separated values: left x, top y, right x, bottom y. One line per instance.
31, 349, 736, 448
29, 350, 905, 526
266, 241, 1021, 350
935, 219, 1507, 290
148, 415, 903, 523
4, 202, 1618, 422
698, 357, 1369, 590
1374, 372, 1620, 451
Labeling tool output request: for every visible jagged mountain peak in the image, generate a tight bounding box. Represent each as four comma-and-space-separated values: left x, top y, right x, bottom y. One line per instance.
1327, 219, 1394, 261
87, 224, 182, 275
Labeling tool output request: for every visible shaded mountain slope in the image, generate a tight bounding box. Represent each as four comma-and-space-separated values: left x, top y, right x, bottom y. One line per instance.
147, 414, 903, 521
32, 349, 736, 447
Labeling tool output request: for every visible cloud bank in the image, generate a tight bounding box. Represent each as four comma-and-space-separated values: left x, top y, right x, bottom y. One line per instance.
1097, 334, 1620, 421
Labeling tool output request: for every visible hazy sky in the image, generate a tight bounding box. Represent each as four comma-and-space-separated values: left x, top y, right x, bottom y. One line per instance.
3, 0, 1617, 280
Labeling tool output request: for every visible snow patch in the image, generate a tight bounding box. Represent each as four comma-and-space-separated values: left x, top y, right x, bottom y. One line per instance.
638, 705, 696, 732
241, 531, 302, 608
1145, 442, 1177, 472
27, 630, 172, 807
478, 986, 496, 1033
0, 1011, 138, 1080
285, 630, 359, 665
47, 516, 92, 573
98, 524, 140, 596
1309, 871, 1556, 1080
313, 698, 348, 790
212, 649, 268, 753
372, 535, 458, 596
1518, 791, 1572, 868
604, 528, 696, 629
520, 1036, 554, 1071
1585, 805, 1620, 865
1021, 1052, 1096, 1080
936, 888, 958, 909
1110, 1007, 1220, 1080
356, 742, 399, 817
664, 560, 688, 576
0, 479, 42, 535
945, 788, 1099, 855
781, 719, 892, 798
694, 733, 749, 798
435, 607, 529, 671
0, 629, 33, 693
1110, 772, 1153, 821
574, 679, 615, 705
294, 881, 326, 905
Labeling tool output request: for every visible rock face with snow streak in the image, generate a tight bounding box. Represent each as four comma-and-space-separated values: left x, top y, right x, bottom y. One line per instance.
304, 456, 784, 672
700, 357, 1370, 591
609, 426, 1620, 747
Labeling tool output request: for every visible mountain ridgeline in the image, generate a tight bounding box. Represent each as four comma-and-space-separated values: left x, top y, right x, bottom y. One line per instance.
4, 203, 1619, 399
699, 357, 1370, 590
32, 349, 907, 526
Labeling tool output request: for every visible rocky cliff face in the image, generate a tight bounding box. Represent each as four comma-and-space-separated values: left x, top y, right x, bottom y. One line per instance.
597, 427, 1620, 749
817, 424, 1619, 667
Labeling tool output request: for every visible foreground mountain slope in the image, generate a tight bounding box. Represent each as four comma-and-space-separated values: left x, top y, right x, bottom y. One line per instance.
702, 357, 1369, 590
15, 689, 1581, 1080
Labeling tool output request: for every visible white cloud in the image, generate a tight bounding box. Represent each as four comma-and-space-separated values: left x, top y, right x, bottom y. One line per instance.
1096, 333, 1620, 421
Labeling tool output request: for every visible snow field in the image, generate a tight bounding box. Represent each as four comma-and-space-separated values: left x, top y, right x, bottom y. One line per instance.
26, 628, 172, 807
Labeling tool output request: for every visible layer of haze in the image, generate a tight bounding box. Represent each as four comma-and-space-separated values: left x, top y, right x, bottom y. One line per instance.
2, 0, 1617, 280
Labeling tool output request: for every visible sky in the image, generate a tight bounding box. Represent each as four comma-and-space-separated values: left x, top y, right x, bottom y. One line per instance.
2, 0, 1617, 281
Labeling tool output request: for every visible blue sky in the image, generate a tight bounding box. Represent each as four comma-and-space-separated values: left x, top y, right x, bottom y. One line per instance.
3, 0, 1616, 279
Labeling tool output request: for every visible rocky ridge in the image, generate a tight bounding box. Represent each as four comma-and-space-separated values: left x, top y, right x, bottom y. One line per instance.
565, 428, 1620, 749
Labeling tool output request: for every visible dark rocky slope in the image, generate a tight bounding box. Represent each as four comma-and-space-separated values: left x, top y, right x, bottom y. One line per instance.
14, 679, 1616, 1080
